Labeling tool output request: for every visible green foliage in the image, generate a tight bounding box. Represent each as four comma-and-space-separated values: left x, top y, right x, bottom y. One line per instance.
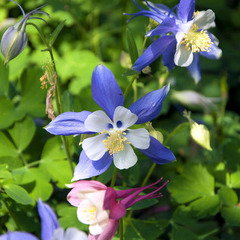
0, 0, 239, 238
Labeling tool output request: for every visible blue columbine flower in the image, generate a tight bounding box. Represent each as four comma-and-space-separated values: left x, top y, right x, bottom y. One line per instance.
125, 0, 222, 82
0, 200, 88, 240
45, 64, 175, 180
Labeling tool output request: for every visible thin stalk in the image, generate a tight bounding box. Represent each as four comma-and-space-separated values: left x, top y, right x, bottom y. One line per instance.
19, 152, 27, 166
110, 167, 118, 188
124, 74, 138, 98
120, 218, 124, 240
141, 163, 156, 187
28, 23, 74, 174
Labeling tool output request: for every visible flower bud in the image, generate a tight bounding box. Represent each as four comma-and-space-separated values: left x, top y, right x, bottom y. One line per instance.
1, 25, 27, 64
190, 122, 212, 151
171, 90, 217, 111
1, 0, 49, 64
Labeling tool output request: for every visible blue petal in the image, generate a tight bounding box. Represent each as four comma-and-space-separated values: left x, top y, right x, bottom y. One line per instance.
163, 38, 177, 70
129, 84, 170, 124
139, 136, 176, 164
91, 65, 124, 120
177, 0, 195, 22
45, 111, 92, 136
187, 54, 201, 83
72, 150, 113, 180
125, 10, 165, 24
146, 17, 177, 37
37, 200, 59, 240
132, 36, 176, 72
0, 232, 38, 240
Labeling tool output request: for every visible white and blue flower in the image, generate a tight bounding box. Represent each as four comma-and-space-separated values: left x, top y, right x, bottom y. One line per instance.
126, 0, 222, 82
45, 64, 175, 180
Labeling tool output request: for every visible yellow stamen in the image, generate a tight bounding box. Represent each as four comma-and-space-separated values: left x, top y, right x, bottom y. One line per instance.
82, 206, 97, 223
181, 24, 213, 53
102, 129, 130, 155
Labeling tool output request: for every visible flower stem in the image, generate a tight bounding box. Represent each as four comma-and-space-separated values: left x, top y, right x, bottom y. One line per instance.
141, 162, 156, 187
28, 23, 74, 174
124, 74, 138, 98
120, 218, 124, 240
110, 167, 118, 188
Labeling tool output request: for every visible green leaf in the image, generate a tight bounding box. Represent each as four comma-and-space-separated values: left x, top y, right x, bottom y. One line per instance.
126, 28, 139, 64
41, 137, 66, 161
189, 195, 221, 218
0, 132, 18, 158
0, 60, 9, 96
40, 159, 73, 188
49, 20, 66, 46
218, 186, 238, 206
0, 96, 15, 129
168, 164, 215, 204
128, 198, 158, 211
230, 171, 240, 188
172, 206, 196, 226
124, 218, 169, 240
11, 167, 53, 201
0, 169, 11, 180
122, 163, 140, 186
4, 184, 33, 205
221, 206, 240, 226
16, 68, 46, 118
171, 224, 198, 240
8, 116, 36, 152
58, 205, 89, 230
40, 137, 73, 187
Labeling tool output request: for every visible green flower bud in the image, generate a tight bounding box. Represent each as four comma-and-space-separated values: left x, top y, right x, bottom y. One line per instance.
190, 122, 212, 151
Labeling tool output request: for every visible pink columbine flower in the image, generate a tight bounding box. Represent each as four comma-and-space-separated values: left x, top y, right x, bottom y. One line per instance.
67, 178, 168, 240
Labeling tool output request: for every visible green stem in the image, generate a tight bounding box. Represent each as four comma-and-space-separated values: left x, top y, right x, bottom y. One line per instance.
28, 23, 74, 174
141, 163, 156, 187
19, 152, 27, 166
110, 167, 118, 188
120, 218, 124, 240
124, 74, 138, 98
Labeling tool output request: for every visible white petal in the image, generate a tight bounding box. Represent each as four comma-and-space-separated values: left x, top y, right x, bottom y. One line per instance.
174, 43, 193, 67
113, 144, 137, 169
113, 106, 138, 130
85, 110, 113, 132
178, 21, 193, 34
89, 222, 105, 236
82, 134, 107, 160
64, 228, 88, 240
77, 199, 96, 224
194, 10, 215, 29
126, 129, 150, 149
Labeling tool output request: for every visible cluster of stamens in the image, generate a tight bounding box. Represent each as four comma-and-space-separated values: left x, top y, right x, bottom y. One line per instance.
102, 129, 130, 155
181, 24, 213, 53
82, 206, 97, 223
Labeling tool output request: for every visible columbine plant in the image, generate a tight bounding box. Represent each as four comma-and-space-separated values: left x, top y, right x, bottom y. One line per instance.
1, 0, 49, 64
67, 179, 168, 239
126, 0, 222, 82
0, 200, 88, 240
45, 64, 175, 180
